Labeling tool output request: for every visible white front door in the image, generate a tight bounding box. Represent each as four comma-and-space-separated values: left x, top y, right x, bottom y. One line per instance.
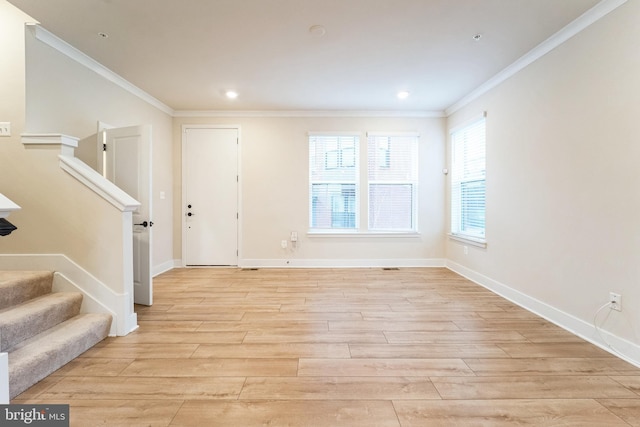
100, 125, 153, 305
183, 127, 238, 266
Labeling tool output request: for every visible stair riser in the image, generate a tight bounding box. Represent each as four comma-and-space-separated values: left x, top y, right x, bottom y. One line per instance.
0, 271, 113, 400
1, 293, 83, 352
8, 314, 112, 399
0, 272, 53, 311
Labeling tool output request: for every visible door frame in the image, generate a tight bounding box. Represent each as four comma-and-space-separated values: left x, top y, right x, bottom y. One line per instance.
98, 122, 153, 305
181, 124, 242, 267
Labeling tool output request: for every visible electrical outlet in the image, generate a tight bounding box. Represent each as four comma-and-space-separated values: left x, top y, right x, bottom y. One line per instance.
0, 122, 10, 137
609, 292, 622, 311
463, 246, 468, 255
281, 240, 288, 249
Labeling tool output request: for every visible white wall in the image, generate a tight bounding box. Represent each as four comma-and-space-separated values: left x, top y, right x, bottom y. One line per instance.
6, 0, 638, 364
21, 18, 175, 273
173, 116, 446, 266
0, 1, 29, 155
446, 0, 640, 362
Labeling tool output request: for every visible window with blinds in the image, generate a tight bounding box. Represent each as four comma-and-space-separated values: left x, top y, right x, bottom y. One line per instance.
450, 117, 486, 242
367, 134, 419, 231
309, 134, 359, 229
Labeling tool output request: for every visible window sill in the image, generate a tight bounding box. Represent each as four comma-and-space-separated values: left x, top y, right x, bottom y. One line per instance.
448, 233, 487, 248
308, 230, 421, 238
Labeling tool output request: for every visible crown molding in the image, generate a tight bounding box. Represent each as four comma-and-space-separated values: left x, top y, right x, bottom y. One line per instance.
172, 109, 445, 118
26, 23, 437, 119
25, 0, 627, 121
26, 23, 175, 116
445, 0, 628, 116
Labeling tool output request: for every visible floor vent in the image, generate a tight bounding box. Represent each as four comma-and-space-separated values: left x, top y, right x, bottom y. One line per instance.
241, 268, 259, 271
382, 267, 400, 271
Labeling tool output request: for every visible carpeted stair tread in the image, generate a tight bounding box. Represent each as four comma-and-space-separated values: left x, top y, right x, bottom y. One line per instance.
0, 271, 53, 310
0, 292, 83, 352
8, 313, 112, 399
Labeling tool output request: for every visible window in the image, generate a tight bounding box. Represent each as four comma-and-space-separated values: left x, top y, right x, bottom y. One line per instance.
309, 132, 419, 233
309, 135, 359, 229
367, 134, 418, 231
450, 116, 486, 242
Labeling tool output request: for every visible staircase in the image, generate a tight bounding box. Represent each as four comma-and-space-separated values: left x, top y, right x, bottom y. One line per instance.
0, 271, 112, 399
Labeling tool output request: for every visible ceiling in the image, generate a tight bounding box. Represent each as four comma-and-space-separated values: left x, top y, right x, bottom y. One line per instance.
9, 0, 601, 113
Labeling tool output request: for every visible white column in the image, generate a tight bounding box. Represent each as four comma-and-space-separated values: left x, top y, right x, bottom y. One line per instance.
0, 352, 9, 403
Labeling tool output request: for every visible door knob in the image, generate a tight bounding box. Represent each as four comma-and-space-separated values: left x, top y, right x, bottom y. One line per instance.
135, 221, 152, 227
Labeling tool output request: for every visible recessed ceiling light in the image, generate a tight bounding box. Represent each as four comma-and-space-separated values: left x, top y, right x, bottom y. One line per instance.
309, 25, 326, 37
473, 33, 482, 41
98, 32, 109, 39
225, 91, 239, 99
397, 91, 410, 100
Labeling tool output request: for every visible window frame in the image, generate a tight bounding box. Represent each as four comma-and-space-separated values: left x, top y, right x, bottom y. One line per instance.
449, 115, 487, 246
366, 133, 419, 233
309, 133, 360, 231
308, 131, 421, 236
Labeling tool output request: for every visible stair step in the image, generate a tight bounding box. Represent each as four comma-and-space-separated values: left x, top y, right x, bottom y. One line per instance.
8, 313, 112, 399
0, 292, 83, 352
0, 271, 53, 311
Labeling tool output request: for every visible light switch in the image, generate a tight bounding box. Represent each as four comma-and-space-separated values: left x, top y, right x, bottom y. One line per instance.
0, 122, 10, 137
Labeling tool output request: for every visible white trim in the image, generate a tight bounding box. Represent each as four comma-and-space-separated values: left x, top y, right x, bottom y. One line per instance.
448, 112, 487, 135
174, 110, 445, 118
152, 259, 179, 277
21, 133, 79, 147
366, 131, 421, 138
53, 272, 118, 336
240, 258, 446, 269
0, 194, 20, 219
307, 231, 421, 238
23, 1, 626, 121
26, 23, 174, 116
21, 133, 140, 211
58, 155, 140, 212
0, 352, 7, 404
448, 233, 487, 248
22, 133, 79, 157
0, 254, 137, 336
308, 131, 362, 137
446, 260, 640, 368
445, 0, 628, 115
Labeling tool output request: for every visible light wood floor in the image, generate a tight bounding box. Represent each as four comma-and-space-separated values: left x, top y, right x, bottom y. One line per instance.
13, 267, 640, 426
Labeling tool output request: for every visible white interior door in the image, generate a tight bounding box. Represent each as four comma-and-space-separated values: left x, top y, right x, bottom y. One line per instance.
100, 124, 153, 305
183, 127, 238, 266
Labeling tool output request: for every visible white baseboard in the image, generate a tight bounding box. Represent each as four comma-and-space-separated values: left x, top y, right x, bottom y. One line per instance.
53, 272, 118, 336
0, 254, 136, 336
0, 352, 8, 404
446, 260, 640, 368
239, 258, 446, 268
152, 259, 180, 277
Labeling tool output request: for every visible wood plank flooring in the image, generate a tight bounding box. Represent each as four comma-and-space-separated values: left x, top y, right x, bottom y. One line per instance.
12, 267, 640, 426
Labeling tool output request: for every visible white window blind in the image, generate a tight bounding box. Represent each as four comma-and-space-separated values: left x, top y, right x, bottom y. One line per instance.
451, 117, 486, 241
367, 134, 418, 231
309, 135, 359, 229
